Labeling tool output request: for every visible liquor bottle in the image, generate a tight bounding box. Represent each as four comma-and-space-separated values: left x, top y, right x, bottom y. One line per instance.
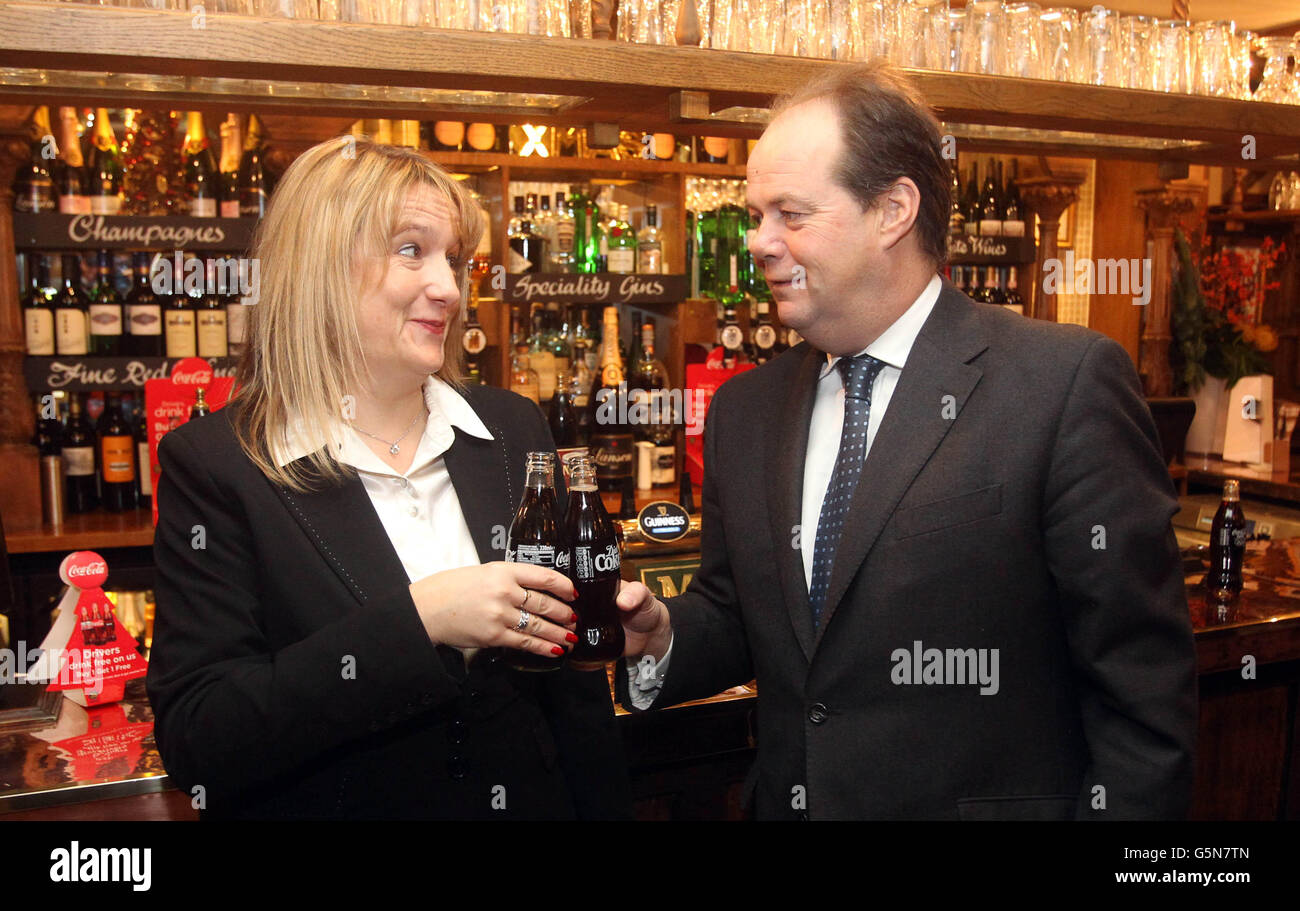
190, 387, 211, 420
464, 123, 507, 153
507, 194, 525, 240
54, 254, 90, 357
13, 106, 55, 214
23, 254, 55, 356
751, 298, 779, 365
509, 217, 544, 274
562, 453, 624, 669
426, 120, 464, 151
1003, 266, 1025, 315
88, 250, 123, 356
99, 391, 137, 512
527, 304, 557, 401
948, 160, 966, 238
1207, 479, 1247, 608
238, 114, 268, 220
574, 187, 602, 274
1001, 159, 1025, 238
695, 136, 730, 164
962, 161, 980, 237
607, 204, 636, 274
551, 191, 577, 270
462, 297, 487, 384
716, 190, 749, 305
504, 451, 566, 672
978, 159, 1002, 237
218, 113, 242, 218
535, 194, 556, 265
546, 302, 571, 379
64, 393, 98, 514
125, 251, 164, 357
181, 111, 219, 218
549, 373, 580, 448
88, 108, 123, 216
54, 107, 90, 215
719, 303, 745, 368
135, 403, 152, 510
165, 259, 198, 358
510, 344, 541, 404
197, 258, 229, 359
588, 306, 634, 492
636, 204, 663, 274
634, 321, 675, 484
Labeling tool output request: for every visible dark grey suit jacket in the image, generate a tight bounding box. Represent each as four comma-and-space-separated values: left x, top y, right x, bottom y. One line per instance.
622, 279, 1196, 820
147, 384, 631, 819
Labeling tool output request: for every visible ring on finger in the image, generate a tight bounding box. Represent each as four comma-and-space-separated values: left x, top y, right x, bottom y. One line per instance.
513, 609, 531, 632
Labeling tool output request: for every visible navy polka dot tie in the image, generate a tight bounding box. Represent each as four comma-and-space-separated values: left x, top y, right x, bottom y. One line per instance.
808, 354, 887, 627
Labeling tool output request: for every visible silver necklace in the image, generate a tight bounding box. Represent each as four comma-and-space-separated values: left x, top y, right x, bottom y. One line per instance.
351, 407, 424, 456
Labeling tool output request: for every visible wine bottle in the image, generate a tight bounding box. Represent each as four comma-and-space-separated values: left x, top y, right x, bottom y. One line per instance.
164, 256, 198, 358
238, 114, 268, 219
54, 254, 90, 357
219, 113, 242, 218
99, 391, 137, 512
1001, 159, 1025, 238
962, 161, 980, 237
23, 253, 55, 356
64, 393, 99, 514
88, 250, 123, 356
197, 258, 229, 359
125, 251, 164, 357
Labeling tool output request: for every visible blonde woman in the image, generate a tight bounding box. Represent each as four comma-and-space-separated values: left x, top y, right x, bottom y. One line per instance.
146, 138, 631, 820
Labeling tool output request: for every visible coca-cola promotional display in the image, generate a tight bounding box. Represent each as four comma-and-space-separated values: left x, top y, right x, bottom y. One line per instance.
28, 551, 149, 706
143, 356, 234, 523
563, 454, 625, 669
504, 451, 567, 672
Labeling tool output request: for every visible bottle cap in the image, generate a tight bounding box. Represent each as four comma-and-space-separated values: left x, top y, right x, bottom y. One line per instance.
1223, 479, 1240, 501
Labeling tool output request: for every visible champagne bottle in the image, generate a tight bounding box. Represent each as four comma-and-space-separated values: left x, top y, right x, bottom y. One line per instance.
13, 106, 55, 213
238, 114, 268, 220
588, 306, 634, 492
88, 108, 123, 216
55, 107, 90, 215
181, 111, 219, 218
219, 113, 242, 218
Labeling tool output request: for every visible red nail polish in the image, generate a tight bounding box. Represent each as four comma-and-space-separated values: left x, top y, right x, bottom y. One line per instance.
570, 613, 579, 624
551, 646, 565, 656
566, 632, 578, 643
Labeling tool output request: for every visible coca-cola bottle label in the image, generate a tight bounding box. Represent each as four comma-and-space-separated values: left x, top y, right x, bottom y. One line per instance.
510, 543, 556, 566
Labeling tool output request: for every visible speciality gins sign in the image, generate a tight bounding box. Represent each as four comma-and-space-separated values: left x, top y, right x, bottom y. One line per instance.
25, 356, 237, 392
13, 213, 256, 251
504, 273, 689, 304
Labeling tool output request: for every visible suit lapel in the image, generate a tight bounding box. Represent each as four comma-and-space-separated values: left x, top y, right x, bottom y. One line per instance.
442, 423, 515, 564
814, 282, 988, 647
765, 344, 824, 661
273, 474, 409, 608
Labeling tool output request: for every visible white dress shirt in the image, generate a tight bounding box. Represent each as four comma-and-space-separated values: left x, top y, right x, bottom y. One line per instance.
626, 274, 942, 709
275, 376, 493, 657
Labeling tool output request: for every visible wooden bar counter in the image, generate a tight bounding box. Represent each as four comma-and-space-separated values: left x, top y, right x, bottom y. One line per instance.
3, 534, 1300, 820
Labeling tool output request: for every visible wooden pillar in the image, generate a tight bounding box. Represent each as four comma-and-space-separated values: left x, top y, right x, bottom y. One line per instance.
1018, 175, 1083, 322
0, 134, 41, 531
1135, 184, 1201, 397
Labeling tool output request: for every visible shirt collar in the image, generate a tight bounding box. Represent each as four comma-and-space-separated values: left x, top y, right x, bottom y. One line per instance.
273, 375, 493, 471
820, 273, 942, 379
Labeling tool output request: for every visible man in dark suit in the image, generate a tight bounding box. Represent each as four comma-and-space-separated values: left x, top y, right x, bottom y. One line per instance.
615, 61, 1197, 820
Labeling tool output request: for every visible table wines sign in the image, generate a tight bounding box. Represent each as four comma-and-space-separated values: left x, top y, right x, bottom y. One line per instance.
25, 356, 237, 392
13, 213, 256, 251
946, 234, 1036, 264
504, 273, 689, 304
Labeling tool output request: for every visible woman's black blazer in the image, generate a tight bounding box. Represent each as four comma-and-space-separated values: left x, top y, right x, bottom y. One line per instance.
145, 383, 632, 819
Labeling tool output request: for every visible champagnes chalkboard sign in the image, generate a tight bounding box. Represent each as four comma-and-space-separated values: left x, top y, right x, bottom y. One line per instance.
14, 214, 256, 252
504, 273, 689, 304
24, 357, 238, 392
946, 235, 1036, 264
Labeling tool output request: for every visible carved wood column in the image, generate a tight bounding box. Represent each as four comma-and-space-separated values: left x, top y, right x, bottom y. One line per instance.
1136, 184, 1201, 397
0, 132, 41, 530
1018, 175, 1082, 322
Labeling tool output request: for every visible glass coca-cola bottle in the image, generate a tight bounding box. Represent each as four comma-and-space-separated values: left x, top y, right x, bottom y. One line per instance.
504, 451, 566, 672
563, 454, 625, 669
1207, 479, 1247, 610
